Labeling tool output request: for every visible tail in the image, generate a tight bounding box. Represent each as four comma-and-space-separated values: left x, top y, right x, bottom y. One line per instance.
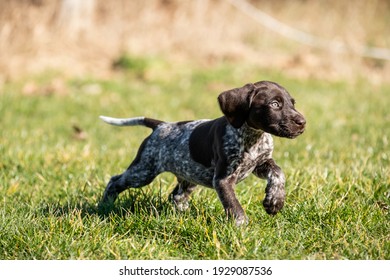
99, 116, 164, 130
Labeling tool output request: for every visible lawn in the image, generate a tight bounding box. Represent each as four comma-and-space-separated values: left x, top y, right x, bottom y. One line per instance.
0, 60, 389, 259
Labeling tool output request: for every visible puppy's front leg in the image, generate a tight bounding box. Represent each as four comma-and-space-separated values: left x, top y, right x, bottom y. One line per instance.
254, 159, 286, 215
213, 174, 247, 226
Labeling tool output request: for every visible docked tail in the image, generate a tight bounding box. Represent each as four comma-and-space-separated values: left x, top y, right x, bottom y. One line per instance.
99, 116, 163, 130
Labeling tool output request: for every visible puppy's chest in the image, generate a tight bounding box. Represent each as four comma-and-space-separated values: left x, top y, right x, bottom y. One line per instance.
224, 126, 273, 178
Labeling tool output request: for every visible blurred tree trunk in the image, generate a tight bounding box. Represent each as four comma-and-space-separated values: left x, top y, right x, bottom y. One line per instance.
57, 0, 96, 36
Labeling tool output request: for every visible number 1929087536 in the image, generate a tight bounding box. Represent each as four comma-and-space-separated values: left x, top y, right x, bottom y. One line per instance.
212, 266, 272, 276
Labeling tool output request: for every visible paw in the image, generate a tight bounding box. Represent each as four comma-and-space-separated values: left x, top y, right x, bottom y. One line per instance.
100, 176, 121, 205
101, 188, 118, 204
97, 191, 117, 214
173, 200, 190, 212
171, 194, 190, 212
263, 195, 284, 215
234, 214, 249, 227
225, 208, 248, 227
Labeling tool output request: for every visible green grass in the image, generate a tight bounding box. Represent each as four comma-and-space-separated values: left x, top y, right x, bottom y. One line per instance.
0, 60, 389, 259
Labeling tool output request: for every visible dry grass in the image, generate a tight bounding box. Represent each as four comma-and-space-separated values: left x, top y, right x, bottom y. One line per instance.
0, 0, 389, 83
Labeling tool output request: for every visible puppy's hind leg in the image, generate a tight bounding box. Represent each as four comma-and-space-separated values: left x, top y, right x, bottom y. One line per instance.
170, 179, 197, 211
100, 136, 159, 206
100, 164, 159, 205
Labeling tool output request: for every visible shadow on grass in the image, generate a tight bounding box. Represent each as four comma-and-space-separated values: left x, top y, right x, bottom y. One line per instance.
38, 189, 177, 220
97, 189, 176, 218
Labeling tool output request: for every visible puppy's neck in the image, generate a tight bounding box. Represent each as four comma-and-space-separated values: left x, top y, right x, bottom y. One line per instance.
240, 121, 264, 135
238, 122, 266, 149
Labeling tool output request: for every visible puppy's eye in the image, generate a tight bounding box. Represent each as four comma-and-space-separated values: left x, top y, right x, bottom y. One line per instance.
270, 100, 280, 108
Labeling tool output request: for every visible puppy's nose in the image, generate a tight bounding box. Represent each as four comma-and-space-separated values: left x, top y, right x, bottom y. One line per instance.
294, 116, 306, 127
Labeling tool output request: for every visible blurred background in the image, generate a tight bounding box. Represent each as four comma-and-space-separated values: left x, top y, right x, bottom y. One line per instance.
0, 0, 389, 84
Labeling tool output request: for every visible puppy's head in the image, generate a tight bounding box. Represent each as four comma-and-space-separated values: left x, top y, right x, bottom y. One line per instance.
218, 81, 306, 138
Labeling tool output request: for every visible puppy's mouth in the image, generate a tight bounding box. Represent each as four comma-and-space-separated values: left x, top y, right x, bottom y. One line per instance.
269, 123, 305, 139
285, 128, 305, 139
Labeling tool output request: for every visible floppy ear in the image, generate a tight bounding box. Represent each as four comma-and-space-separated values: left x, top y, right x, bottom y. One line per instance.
218, 83, 256, 128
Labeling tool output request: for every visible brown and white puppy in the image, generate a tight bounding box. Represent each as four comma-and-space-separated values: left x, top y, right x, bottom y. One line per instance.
99, 81, 306, 225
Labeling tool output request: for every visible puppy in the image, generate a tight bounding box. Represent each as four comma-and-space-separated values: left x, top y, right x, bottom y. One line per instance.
100, 81, 305, 225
